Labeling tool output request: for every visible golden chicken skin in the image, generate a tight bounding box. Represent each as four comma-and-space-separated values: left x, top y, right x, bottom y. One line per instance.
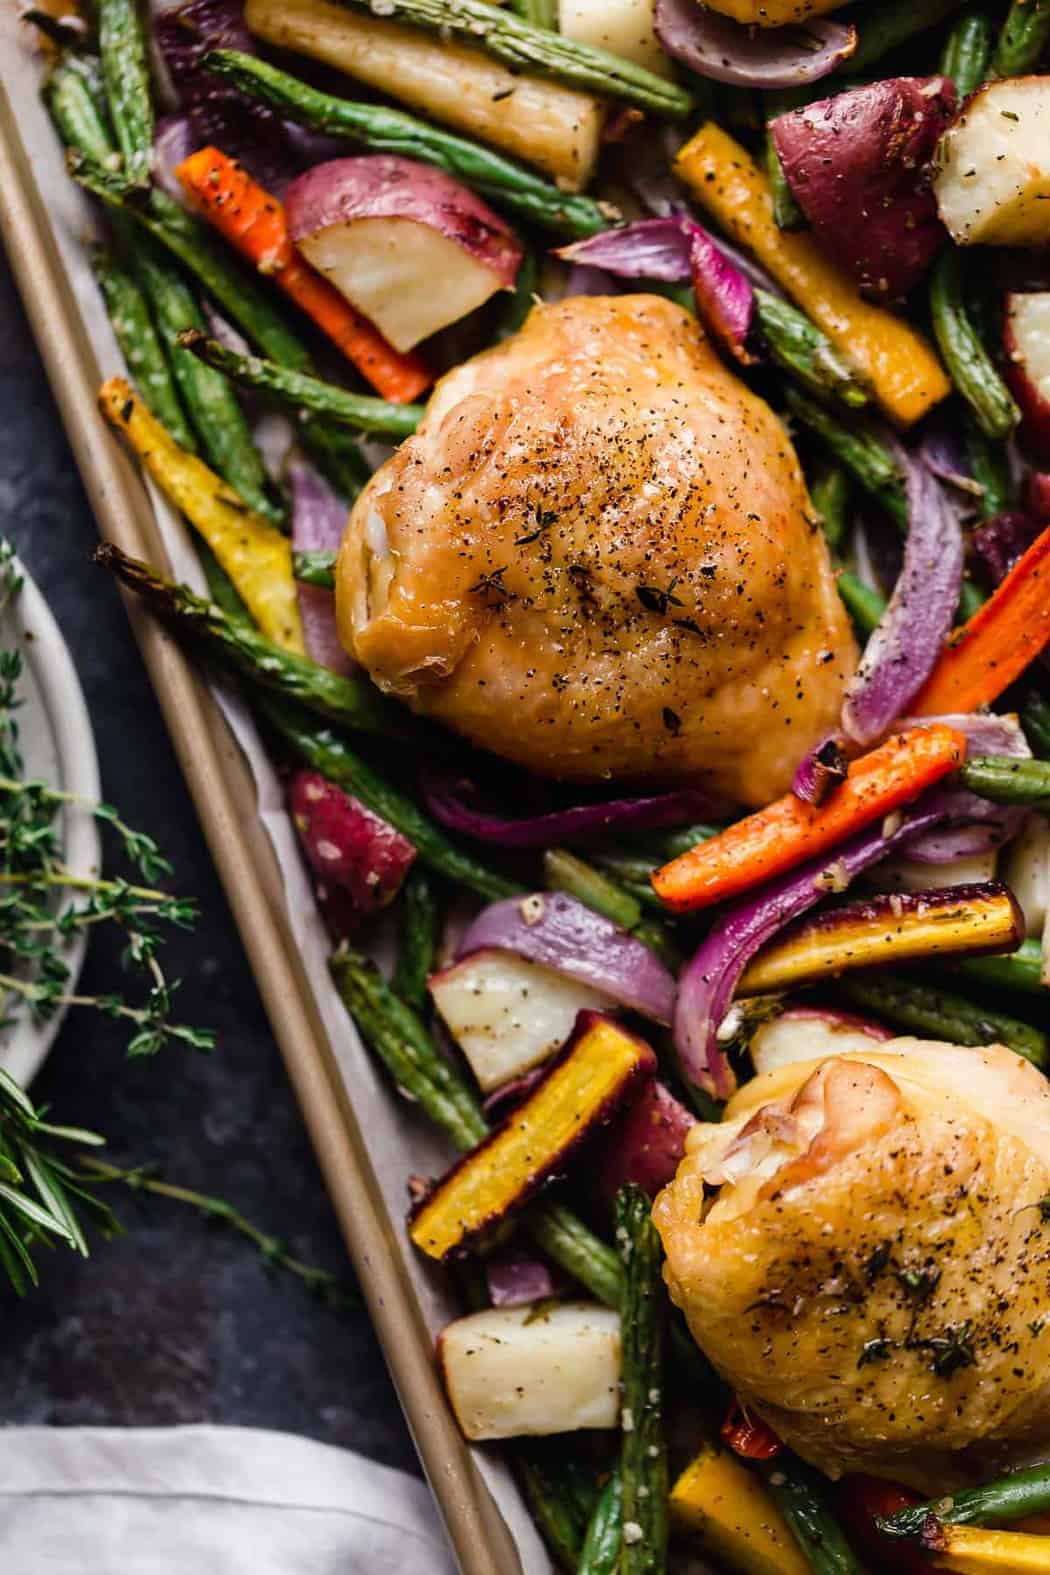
335, 294, 855, 807
654, 1042, 1050, 1492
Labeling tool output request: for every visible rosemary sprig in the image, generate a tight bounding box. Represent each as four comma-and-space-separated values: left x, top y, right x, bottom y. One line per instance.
78, 1156, 358, 1310
0, 1065, 117, 1296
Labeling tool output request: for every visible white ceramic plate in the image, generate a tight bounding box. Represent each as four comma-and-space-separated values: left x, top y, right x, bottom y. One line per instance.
0, 559, 101, 1086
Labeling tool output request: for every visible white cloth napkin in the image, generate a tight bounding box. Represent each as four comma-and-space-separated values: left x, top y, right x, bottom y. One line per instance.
0, 1425, 459, 1574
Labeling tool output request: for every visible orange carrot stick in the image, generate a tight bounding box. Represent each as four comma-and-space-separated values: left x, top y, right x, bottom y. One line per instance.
910, 525, 1050, 717
652, 724, 967, 914
176, 146, 431, 404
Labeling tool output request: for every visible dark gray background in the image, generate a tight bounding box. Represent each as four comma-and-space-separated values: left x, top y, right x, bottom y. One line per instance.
0, 247, 416, 1474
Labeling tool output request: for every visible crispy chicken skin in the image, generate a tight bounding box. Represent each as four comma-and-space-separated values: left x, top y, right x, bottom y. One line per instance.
654, 1042, 1050, 1492
336, 295, 856, 806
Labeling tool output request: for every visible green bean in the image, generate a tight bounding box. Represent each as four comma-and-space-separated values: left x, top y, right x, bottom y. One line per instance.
69, 155, 316, 374
544, 849, 642, 933
957, 578, 987, 622
195, 540, 251, 625
260, 695, 520, 902
496, 251, 538, 343
97, 0, 153, 187
849, 0, 966, 72
203, 51, 610, 240
510, 0, 558, 24
178, 331, 425, 439
929, 249, 1019, 440
833, 973, 1049, 1068
785, 388, 907, 527
100, 547, 404, 738
325, 0, 693, 116
762, 1457, 863, 1575
132, 254, 284, 525
954, 939, 1046, 996
960, 754, 1050, 807
392, 868, 440, 1012
92, 250, 194, 448
578, 1470, 623, 1575
756, 291, 869, 410
526, 1202, 624, 1307
515, 1447, 593, 1572
940, 8, 993, 94
766, 136, 804, 232
293, 550, 337, 590
992, 0, 1050, 76
297, 417, 372, 504
1023, 689, 1050, 759
964, 416, 1013, 520
330, 948, 488, 1150
615, 1185, 669, 1575
44, 55, 112, 163
810, 464, 850, 553
654, 822, 722, 862
878, 1459, 1050, 1541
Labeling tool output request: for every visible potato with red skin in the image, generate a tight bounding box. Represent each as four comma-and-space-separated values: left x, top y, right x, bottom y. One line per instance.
593, 1078, 695, 1212
771, 77, 954, 300
285, 155, 522, 353
1005, 292, 1050, 465
288, 768, 415, 911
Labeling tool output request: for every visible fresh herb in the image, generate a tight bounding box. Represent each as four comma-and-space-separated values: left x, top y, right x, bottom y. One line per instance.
0, 540, 213, 1291
78, 1157, 358, 1310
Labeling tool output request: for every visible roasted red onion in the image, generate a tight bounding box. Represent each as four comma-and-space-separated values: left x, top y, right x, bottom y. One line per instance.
791, 733, 849, 806
420, 769, 713, 849
674, 808, 942, 1098
557, 217, 754, 362
973, 511, 1044, 588
289, 459, 353, 676
918, 418, 985, 507
485, 1248, 562, 1308
654, 0, 856, 87
842, 449, 964, 746
456, 892, 676, 1025
152, 116, 196, 204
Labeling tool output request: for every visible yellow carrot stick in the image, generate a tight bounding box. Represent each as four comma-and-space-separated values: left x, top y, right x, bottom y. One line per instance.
99, 377, 305, 654
674, 122, 951, 427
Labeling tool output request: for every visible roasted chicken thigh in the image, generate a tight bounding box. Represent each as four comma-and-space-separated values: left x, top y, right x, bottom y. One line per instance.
336, 294, 856, 806
654, 1042, 1050, 1491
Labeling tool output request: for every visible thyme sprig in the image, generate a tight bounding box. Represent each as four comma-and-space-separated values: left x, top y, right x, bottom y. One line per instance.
0, 540, 214, 1058
0, 538, 214, 1290
78, 1156, 358, 1310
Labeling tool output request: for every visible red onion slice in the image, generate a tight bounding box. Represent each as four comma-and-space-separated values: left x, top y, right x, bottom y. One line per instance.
556, 218, 755, 363
485, 1248, 562, 1308
842, 448, 964, 746
654, 0, 856, 87
420, 769, 713, 849
153, 115, 197, 205
289, 459, 353, 676
674, 808, 942, 1098
791, 733, 849, 805
456, 892, 676, 1025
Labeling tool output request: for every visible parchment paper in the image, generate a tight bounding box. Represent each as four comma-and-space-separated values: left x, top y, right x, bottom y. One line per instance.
1, 27, 550, 1574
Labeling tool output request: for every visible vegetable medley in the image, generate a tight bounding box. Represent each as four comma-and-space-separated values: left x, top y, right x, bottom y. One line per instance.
23, 0, 1050, 1561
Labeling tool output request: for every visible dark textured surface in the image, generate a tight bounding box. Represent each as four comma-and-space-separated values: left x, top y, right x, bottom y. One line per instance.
0, 249, 418, 1475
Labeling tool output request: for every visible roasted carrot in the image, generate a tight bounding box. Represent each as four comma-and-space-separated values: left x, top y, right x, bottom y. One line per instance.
911, 524, 1050, 716
652, 724, 967, 914
176, 147, 431, 404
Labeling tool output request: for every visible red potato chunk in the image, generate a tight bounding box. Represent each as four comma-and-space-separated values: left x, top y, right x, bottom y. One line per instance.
288, 768, 415, 912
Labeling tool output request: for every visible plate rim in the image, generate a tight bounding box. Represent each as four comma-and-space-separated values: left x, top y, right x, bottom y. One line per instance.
0, 557, 102, 1085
